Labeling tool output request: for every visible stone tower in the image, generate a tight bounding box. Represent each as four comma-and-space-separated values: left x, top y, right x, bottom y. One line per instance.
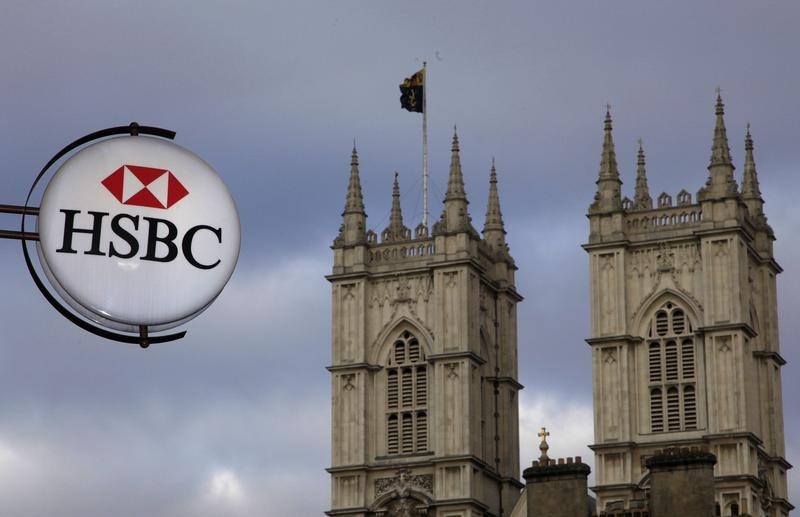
585, 97, 793, 516
327, 133, 523, 516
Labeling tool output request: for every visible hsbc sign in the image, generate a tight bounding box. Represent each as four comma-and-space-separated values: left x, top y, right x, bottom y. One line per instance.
36, 135, 240, 335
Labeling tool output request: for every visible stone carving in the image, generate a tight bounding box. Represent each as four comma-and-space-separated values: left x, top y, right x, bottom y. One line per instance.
656, 244, 674, 272
374, 468, 434, 497
369, 280, 393, 308
369, 275, 434, 309
630, 243, 704, 323
396, 277, 411, 302
445, 362, 459, 379
342, 374, 355, 391
369, 275, 436, 351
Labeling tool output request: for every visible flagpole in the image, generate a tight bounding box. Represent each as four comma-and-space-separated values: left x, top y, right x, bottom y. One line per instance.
422, 61, 429, 232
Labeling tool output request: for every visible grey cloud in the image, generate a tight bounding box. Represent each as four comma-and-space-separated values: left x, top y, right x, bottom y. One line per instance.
0, 0, 799, 513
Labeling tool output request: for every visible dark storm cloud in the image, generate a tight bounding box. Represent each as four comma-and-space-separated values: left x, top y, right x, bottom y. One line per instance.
0, 1, 798, 514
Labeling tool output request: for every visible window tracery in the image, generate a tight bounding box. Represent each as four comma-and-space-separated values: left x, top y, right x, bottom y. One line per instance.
386, 331, 428, 454
646, 302, 698, 432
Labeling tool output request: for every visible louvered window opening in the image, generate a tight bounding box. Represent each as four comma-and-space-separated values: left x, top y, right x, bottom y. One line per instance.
647, 303, 698, 433
666, 387, 681, 431
649, 343, 662, 382
684, 385, 697, 430
386, 331, 428, 454
650, 388, 664, 432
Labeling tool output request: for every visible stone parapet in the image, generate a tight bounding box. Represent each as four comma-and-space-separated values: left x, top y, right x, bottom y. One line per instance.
523, 457, 591, 517
645, 447, 716, 517
644, 446, 717, 470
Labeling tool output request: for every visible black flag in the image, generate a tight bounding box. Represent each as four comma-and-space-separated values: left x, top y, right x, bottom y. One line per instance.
399, 68, 424, 113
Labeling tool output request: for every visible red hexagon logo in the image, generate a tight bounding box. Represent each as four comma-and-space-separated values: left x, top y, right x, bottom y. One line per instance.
101, 165, 189, 209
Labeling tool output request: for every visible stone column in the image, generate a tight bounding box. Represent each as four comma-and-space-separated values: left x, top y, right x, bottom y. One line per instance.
645, 447, 717, 517
523, 457, 591, 517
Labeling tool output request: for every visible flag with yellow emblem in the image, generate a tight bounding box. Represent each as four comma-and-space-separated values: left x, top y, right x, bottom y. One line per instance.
399, 68, 425, 113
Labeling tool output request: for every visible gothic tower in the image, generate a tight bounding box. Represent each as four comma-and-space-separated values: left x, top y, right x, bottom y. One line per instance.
328, 133, 523, 516
585, 96, 793, 516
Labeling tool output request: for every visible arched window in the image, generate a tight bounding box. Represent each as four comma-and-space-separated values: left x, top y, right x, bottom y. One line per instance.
646, 302, 698, 433
386, 331, 428, 454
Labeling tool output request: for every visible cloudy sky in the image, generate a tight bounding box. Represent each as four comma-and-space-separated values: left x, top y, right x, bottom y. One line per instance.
0, 1, 798, 514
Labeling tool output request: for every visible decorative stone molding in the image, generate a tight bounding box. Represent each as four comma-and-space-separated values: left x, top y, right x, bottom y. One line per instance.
342, 374, 355, 391
374, 469, 433, 498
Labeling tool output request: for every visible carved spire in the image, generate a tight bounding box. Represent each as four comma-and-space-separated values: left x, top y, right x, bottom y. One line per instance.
334, 144, 367, 246
434, 127, 475, 235
382, 172, 410, 242
700, 90, 738, 199
710, 90, 733, 167
589, 106, 622, 213
344, 144, 365, 214
483, 159, 508, 253
633, 139, 653, 210
742, 124, 765, 221
445, 127, 467, 201
599, 107, 620, 180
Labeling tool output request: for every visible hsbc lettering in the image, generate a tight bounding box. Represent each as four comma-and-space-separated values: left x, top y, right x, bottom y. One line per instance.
56, 209, 223, 270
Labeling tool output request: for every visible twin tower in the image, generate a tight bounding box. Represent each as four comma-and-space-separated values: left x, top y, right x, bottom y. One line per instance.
327, 94, 792, 517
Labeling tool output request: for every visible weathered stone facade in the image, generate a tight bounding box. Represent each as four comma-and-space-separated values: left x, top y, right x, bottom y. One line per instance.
646, 447, 717, 516
523, 457, 592, 517
586, 97, 793, 516
328, 134, 523, 516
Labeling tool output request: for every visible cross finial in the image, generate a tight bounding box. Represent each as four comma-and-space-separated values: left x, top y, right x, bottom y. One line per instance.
637, 137, 643, 147
538, 427, 551, 461
716, 86, 722, 96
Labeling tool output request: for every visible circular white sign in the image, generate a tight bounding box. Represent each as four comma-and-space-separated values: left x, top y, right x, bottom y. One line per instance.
36, 136, 240, 332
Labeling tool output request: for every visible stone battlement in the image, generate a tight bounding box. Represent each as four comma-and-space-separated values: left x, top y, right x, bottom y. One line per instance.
623, 204, 703, 235
530, 455, 582, 467
367, 238, 435, 265
645, 446, 717, 469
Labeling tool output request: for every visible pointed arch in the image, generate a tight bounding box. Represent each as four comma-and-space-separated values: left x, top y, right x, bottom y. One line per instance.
632, 288, 702, 338
374, 319, 431, 456
638, 290, 704, 435
370, 316, 432, 366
